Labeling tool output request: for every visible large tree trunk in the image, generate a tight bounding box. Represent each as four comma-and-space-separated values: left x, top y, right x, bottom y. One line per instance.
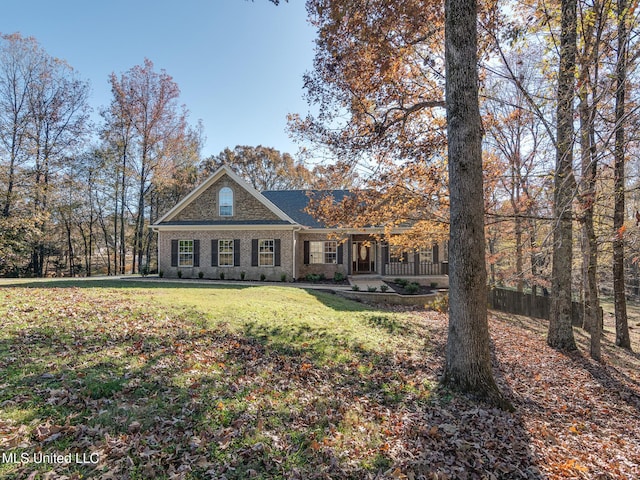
548, 0, 578, 351
578, 62, 601, 360
443, 0, 510, 410
613, 0, 632, 350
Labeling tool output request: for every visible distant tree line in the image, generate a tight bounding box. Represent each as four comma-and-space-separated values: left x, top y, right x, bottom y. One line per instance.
0, 34, 318, 278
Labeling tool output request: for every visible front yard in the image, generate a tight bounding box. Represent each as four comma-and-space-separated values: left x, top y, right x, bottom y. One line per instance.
0, 279, 638, 479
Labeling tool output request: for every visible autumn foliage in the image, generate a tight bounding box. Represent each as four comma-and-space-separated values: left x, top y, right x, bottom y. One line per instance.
0, 282, 638, 478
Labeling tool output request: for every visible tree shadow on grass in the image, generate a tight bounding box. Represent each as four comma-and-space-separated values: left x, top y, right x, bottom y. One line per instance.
0, 295, 544, 479
304, 288, 377, 312
569, 350, 640, 414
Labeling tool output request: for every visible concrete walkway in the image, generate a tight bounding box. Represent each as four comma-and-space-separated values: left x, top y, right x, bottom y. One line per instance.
347, 275, 387, 291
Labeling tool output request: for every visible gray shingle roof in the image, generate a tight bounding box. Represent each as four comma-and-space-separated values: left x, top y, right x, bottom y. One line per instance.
262, 190, 351, 228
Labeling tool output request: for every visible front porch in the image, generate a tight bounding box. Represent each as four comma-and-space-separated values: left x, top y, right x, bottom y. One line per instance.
349, 234, 449, 278
382, 260, 449, 277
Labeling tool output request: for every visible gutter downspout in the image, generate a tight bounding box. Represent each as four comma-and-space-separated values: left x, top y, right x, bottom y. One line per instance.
292, 227, 302, 281
150, 226, 159, 275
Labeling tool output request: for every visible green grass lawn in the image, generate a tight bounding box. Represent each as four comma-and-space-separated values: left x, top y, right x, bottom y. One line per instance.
2, 279, 638, 479
0, 279, 435, 479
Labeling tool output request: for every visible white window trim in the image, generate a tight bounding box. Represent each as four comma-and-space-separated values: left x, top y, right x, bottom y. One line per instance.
218, 239, 234, 267
419, 247, 433, 263
310, 241, 337, 264
178, 240, 194, 267
219, 187, 234, 217
258, 239, 275, 267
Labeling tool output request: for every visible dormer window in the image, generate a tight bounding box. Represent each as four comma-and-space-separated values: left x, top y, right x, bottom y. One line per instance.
219, 187, 233, 216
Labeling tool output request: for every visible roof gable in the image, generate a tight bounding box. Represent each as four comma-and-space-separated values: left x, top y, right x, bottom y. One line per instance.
154, 165, 296, 225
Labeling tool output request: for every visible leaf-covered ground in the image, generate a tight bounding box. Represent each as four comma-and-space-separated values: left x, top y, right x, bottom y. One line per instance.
0, 280, 638, 479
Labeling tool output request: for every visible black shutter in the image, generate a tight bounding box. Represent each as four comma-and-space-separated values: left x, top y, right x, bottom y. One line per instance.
337, 243, 343, 264
193, 240, 200, 267
211, 239, 218, 266
234, 239, 241, 266
433, 244, 439, 264
171, 240, 179, 267
303, 241, 310, 265
274, 239, 281, 266
251, 239, 259, 266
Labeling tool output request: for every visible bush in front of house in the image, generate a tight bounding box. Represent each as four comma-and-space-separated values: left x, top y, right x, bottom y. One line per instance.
404, 282, 420, 294
305, 273, 319, 283
177, 270, 182, 279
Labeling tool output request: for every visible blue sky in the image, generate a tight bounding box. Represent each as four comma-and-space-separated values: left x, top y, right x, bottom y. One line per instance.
0, 0, 317, 159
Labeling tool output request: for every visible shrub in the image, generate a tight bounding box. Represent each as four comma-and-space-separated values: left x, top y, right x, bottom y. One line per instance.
198, 271, 204, 279
260, 273, 266, 281
351, 284, 360, 291
394, 278, 409, 287
281, 273, 287, 282
305, 273, 321, 283
140, 265, 149, 277
367, 286, 377, 292
380, 284, 389, 292
177, 270, 182, 279
159, 270, 164, 278
430, 282, 438, 289
428, 293, 449, 313
219, 272, 225, 280
240, 271, 246, 280
404, 282, 420, 294
333, 272, 345, 283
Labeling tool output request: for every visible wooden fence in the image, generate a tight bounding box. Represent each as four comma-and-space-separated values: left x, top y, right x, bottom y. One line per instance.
488, 287, 600, 326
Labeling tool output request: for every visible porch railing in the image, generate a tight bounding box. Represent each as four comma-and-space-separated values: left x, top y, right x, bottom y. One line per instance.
384, 261, 448, 276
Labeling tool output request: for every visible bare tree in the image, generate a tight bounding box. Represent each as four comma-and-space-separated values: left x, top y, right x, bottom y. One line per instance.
547, 0, 578, 351
613, 0, 632, 349
107, 59, 193, 273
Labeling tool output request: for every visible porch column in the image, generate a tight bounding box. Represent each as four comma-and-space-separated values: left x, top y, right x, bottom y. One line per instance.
381, 243, 388, 276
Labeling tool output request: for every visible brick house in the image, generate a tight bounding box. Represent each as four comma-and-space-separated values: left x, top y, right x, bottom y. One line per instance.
151, 165, 448, 283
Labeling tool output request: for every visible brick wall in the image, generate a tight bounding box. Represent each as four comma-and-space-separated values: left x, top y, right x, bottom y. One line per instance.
296, 232, 349, 279
170, 174, 281, 222
158, 229, 295, 281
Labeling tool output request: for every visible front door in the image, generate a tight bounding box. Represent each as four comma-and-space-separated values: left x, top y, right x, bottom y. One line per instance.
352, 241, 376, 273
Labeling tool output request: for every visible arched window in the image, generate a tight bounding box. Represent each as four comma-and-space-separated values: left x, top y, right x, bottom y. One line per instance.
219, 187, 233, 216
